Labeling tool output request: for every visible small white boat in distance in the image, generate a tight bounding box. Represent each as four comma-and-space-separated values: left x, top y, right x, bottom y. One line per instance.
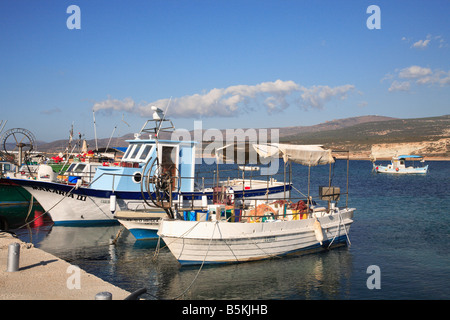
373, 155, 428, 174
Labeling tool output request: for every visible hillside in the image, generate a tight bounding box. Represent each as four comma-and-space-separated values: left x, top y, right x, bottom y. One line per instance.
276, 115, 396, 137
281, 115, 450, 158
33, 114, 449, 159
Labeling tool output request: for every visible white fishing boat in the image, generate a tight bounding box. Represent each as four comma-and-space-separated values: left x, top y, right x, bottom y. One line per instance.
372, 155, 428, 174
0, 109, 290, 226
157, 143, 355, 265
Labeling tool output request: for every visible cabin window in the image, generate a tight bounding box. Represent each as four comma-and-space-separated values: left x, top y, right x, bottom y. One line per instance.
66, 163, 76, 172
73, 164, 86, 173
139, 145, 152, 161
123, 145, 134, 159
131, 145, 142, 159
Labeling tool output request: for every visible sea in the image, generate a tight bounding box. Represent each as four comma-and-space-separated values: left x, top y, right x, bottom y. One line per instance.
13, 160, 450, 301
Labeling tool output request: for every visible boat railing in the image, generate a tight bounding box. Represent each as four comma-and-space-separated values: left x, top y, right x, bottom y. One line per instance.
171, 192, 344, 223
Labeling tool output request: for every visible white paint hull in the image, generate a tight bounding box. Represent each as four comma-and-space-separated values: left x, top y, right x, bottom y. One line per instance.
21, 185, 117, 225
18, 179, 289, 226
158, 208, 355, 265
373, 163, 428, 174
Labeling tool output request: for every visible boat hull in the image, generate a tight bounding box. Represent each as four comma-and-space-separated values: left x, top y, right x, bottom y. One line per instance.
0, 184, 46, 229
115, 210, 167, 240
0, 178, 291, 226
158, 208, 355, 265
374, 164, 428, 174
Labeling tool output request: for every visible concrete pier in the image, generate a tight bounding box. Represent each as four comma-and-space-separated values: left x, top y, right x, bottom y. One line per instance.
0, 232, 130, 300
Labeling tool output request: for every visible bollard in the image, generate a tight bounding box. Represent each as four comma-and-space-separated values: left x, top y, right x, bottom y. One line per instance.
95, 291, 112, 300
7, 243, 20, 272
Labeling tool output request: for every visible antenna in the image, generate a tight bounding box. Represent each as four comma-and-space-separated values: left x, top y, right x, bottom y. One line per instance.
93, 110, 98, 151
106, 124, 117, 152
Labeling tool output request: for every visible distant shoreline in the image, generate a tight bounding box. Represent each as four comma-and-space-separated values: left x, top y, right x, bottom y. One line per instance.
196, 155, 449, 161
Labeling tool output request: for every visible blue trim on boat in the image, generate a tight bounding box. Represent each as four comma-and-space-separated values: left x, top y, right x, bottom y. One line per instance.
3, 177, 291, 201
129, 228, 159, 240
53, 219, 119, 226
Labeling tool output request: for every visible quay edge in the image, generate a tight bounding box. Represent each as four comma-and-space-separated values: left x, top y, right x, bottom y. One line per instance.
0, 233, 130, 300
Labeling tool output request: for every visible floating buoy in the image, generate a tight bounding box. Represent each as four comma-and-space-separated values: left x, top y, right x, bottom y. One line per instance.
110, 194, 116, 214
313, 218, 324, 245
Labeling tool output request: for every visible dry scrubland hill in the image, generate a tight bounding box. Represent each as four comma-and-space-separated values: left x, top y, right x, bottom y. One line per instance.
281, 115, 450, 158
35, 115, 449, 159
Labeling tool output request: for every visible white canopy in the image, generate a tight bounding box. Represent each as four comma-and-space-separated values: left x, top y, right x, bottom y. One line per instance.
252, 143, 335, 166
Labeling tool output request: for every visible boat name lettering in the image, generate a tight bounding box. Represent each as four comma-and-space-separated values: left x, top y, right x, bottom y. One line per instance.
263, 237, 276, 243
31, 186, 86, 201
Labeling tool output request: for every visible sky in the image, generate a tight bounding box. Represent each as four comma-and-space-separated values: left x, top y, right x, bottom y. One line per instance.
0, 0, 449, 143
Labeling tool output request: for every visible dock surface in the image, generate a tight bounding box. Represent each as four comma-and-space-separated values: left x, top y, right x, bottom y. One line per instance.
0, 232, 130, 300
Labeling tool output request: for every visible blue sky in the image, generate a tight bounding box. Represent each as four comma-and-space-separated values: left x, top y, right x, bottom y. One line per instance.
0, 0, 449, 142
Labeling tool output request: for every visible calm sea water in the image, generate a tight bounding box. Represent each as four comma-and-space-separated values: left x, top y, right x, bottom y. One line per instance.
14, 160, 450, 300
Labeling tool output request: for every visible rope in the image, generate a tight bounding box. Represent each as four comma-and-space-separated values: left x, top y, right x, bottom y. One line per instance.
327, 210, 351, 249
291, 184, 308, 198
171, 220, 218, 300
152, 235, 162, 261
16, 184, 78, 230
25, 195, 34, 243
86, 194, 116, 221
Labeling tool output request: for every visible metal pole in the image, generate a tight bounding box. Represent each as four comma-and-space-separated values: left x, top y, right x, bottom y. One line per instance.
346, 151, 349, 208
289, 161, 292, 202
7, 243, 20, 272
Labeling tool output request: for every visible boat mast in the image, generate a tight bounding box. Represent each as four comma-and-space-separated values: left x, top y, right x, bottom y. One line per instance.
92, 111, 98, 151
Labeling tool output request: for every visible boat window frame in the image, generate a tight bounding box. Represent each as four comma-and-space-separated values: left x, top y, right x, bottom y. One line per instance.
123, 143, 155, 163
65, 163, 77, 173
138, 144, 153, 161
130, 144, 142, 159
73, 163, 87, 173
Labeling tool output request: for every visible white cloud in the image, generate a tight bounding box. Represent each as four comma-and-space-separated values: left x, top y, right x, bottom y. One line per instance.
299, 85, 355, 109
92, 80, 356, 118
412, 39, 430, 49
398, 65, 432, 79
384, 65, 450, 92
388, 80, 411, 92
405, 34, 447, 49
93, 96, 135, 113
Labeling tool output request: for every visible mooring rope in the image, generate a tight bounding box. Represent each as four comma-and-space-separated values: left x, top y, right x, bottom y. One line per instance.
327, 210, 351, 249
16, 184, 78, 230
171, 220, 218, 300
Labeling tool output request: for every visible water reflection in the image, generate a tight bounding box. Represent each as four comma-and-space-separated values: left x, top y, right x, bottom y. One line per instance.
15, 223, 354, 300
